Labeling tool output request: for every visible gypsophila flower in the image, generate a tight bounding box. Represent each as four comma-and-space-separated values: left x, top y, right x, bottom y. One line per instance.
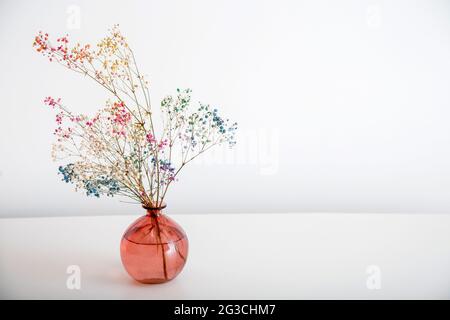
35, 26, 237, 207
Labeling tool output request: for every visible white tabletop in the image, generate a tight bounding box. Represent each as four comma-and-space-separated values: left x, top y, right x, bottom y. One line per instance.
0, 213, 449, 299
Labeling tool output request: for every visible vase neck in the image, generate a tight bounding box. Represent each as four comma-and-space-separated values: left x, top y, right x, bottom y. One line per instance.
146, 209, 163, 217
143, 203, 166, 217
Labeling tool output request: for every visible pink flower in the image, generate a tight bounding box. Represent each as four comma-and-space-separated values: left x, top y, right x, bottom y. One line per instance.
111, 101, 131, 126
146, 134, 168, 150
55, 112, 64, 125
44, 96, 61, 108
146, 133, 156, 144
158, 139, 168, 150
70, 116, 82, 122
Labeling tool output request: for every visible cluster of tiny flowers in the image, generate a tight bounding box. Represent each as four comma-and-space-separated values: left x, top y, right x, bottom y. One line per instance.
146, 133, 168, 151
84, 176, 120, 197
36, 26, 237, 206
58, 164, 76, 183
202, 105, 238, 147
59, 164, 120, 197
150, 158, 176, 186
44, 96, 61, 107
108, 101, 131, 136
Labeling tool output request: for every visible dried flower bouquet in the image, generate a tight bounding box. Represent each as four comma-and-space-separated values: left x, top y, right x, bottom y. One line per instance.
33, 26, 237, 208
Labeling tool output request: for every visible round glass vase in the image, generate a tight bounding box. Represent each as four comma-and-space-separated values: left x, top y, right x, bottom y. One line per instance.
120, 204, 188, 284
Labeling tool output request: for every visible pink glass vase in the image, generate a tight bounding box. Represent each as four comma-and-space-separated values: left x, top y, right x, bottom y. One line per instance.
120, 204, 188, 284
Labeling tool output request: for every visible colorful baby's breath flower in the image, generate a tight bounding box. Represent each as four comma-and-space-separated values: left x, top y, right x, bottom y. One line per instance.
34, 26, 237, 207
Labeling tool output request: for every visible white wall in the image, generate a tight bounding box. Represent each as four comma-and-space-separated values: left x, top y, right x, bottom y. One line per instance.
1, 0, 450, 217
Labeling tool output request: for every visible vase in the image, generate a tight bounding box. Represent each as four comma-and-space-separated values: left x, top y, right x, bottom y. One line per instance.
120, 204, 189, 284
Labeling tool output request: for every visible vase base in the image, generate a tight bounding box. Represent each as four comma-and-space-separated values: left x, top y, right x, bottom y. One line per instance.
136, 278, 172, 284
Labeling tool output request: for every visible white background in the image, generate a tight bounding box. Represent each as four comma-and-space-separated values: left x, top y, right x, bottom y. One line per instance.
2, 0, 450, 217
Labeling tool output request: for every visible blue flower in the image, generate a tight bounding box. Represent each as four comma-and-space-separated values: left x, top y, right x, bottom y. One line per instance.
58, 164, 76, 183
